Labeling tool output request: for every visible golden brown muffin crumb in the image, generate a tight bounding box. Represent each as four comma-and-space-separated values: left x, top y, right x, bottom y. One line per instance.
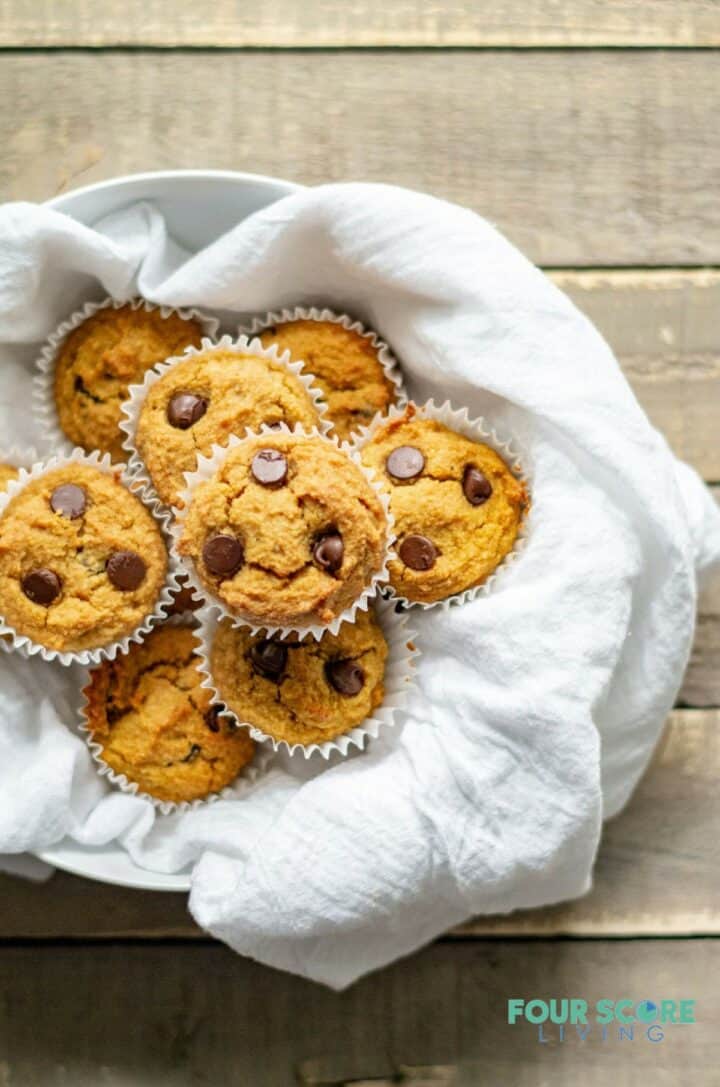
84, 624, 255, 803
211, 608, 388, 746
259, 318, 397, 440
0, 464, 19, 492
0, 464, 167, 652
178, 433, 389, 629
134, 346, 322, 507
54, 304, 204, 461
359, 408, 528, 603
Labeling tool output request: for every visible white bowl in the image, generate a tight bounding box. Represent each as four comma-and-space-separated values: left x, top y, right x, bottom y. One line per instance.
36, 169, 301, 893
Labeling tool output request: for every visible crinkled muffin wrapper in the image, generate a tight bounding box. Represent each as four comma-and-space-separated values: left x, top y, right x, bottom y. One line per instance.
119, 333, 333, 505
0, 448, 184, 667
238, 305, 407, 430
170, 423, 396, 641
78, 613, 275, 815
351, 398, 531, 611
0, 444, 40, 656
32, 295, 220, 458
196, 595, 419, 760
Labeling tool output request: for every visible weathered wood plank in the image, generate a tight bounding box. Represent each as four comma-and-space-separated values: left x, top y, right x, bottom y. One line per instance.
3, 51, 720, 265
0, 939, 717, 1085
0, 710, 717, 939
1, 0, 719, 47
552, 271, 720, 481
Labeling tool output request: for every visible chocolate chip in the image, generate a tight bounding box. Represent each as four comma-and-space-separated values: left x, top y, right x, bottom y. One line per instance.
250, 638, 288, 681
50, 483, 86, 520
167, 392, 208, 430
399, 534, 437, 571
463, 465, 493, 506
202, 534, 244, 578
21, 569, 62, 606
313, 532, 344, 574
386, 445, 425, 482
326, 659, 365, 696
250, 448, 288, 487
182, 743, 202, 763
106, 550, 147, 591
205, 705, 224, 732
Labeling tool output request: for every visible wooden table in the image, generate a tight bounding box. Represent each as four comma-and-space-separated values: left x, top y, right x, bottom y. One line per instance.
1, 4, 719, 1083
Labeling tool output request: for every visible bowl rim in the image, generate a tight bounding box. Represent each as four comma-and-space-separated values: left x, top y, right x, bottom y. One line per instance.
36, 167, 303, 893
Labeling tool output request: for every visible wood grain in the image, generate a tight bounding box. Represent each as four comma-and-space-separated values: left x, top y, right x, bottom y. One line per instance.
0, 939, 717, 1085
3, 51, 720, 265
1, 710, 717, 940
2, 0, 720, 47
553, 271, 720, 481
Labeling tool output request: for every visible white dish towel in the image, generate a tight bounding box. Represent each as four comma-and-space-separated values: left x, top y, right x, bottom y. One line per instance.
0, 184, 718, 989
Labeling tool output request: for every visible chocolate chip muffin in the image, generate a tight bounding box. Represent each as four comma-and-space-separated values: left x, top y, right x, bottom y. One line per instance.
177, 433, 389, 630
0, 464, 19, 492
210, 607, 388, 747
130, 345, 323, 507
84, 624, 256, 803
0, 463, 168, 653
358, 407, 528, 604
257, 316, 398, 441
53, 303, 205, 461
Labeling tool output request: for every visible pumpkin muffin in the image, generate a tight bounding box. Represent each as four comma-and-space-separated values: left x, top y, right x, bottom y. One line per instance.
53, 303, 205, 461
210, 607, 388, 747
130, 345, 323, 507
358, 407, 528, 603
0, 463, 168, 653
178, 433, 389, 630
84, 624, 256, 803
0, 464, 19, 492
258, 317, 398, 440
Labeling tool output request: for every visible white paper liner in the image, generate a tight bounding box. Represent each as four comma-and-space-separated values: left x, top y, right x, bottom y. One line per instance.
118, 333, 332, 504
77, 617, 275, 815
196, 596, 419, 760
0, 449, 184, 667
351, 399, 531, 611
31, 296, 220, 459
0, 446, 41, 657
238, 306, 407, 431
170, 423, 396, 641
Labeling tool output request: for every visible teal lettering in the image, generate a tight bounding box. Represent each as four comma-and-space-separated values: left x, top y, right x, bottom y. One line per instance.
570, 999, 588, 1024
526, 1000, 548, 1024
661, 1000, 678, 1024
596, 999, 614, 1024
679, 1000, 695, 1024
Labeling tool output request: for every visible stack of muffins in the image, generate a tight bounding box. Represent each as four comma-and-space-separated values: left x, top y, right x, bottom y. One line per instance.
0, 299, 528, 809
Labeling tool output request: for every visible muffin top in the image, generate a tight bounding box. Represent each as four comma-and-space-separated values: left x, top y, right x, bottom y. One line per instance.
54, 304, 204, 462
258, 318, 397, 441
359, 409, 528, 603
0, 464, 19, 492
132, 346, 322, 507
210, 607, 388, 746
0, 463, 167, 652
84, 624, 255, 803
178, 433, 389, 630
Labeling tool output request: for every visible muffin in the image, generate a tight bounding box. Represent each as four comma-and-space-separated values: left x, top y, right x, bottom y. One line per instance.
178, 432, 389, 630
0, 463, 168, 653
84, 624, 256, 803
0, 464, 19, 492
53, 303, 205, 461
258, 316, 398, 440
129, 344, 323, 507
359, 407, 527, 603
210, 607, 388, 747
